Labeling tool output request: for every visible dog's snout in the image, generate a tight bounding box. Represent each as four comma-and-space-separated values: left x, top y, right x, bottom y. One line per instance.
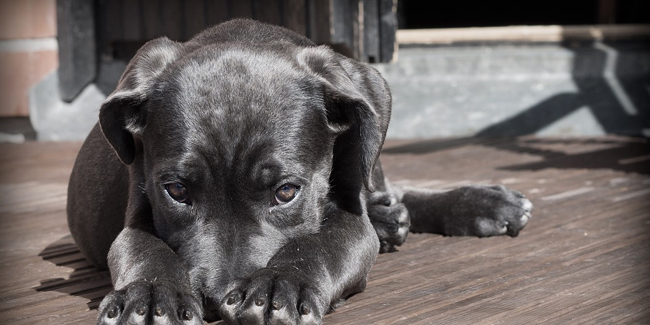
202, 294, 222, 322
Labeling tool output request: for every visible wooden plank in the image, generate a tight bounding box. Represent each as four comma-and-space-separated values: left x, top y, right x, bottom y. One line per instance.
363, 0, 380, 63
308, 0, 332, 45
255, 0, 281, 26
329, 0, 356, 57
351, 0, 362, 60
99, 0, 123, 41
397, 24, 650, 45
204, 0, 229, 27
56, 0, 96, 101
1, 138, 649, 324
142, 0, 163, 39
231, 0, 253, 19
378, 0, 397, 62
283, 0, 307, 36
330, 0, 350, 45
121, 0, 142, 40
184, 0, 207, 39
161, 0, 184, 40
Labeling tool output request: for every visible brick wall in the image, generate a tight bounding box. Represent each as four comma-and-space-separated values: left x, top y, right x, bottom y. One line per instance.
0, 0, 58, 117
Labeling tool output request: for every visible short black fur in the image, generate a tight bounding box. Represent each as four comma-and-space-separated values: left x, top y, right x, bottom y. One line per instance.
67, 19, 533, 325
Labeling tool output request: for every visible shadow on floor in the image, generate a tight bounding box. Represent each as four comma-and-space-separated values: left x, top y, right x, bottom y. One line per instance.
34, 235, 111, 310
383, 137, 650, 175
476, 41, 650, 138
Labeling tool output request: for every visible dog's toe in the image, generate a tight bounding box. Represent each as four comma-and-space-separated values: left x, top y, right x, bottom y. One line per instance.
97, 282, 202, 325
368, 194, 411, 253
219, 268, 325, 325
441, 185, 534, 237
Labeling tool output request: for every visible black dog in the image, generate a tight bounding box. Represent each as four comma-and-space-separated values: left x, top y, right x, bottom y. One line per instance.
67, 19, 532, 325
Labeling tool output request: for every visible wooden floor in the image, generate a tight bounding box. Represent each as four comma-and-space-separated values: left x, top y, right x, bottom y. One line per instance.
1, 137, 649, 324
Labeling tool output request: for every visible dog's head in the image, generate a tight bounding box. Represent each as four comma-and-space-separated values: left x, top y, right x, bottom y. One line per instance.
99, 30, 390, 317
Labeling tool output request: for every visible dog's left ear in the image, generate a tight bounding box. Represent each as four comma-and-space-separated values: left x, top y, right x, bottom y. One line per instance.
298, 46, 391, 193
99, 37, 183, 165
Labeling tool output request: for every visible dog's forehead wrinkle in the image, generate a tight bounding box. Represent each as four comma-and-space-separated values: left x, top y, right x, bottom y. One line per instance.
171, 49, 310, 110
176, 46, 300, 86
150, 47, 331, 148
182, 106, 327, 172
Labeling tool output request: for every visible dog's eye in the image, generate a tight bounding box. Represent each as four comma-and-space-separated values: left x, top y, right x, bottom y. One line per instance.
274, 184, 299, 205
165, 183, 190, 204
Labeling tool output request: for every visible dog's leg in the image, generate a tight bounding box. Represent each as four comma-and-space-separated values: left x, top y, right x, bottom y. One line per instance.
365, 160, 411, 253
366, 160, 533, 251
97, 227, 203, 325
394, 184, 533, 238
218, 207, 379, 325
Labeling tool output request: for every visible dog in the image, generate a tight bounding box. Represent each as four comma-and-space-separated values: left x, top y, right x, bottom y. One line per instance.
67, 19, 532, 325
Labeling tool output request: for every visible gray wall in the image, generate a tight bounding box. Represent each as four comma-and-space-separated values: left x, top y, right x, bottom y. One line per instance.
376, 41, 650, 139
31, 41, 650, 141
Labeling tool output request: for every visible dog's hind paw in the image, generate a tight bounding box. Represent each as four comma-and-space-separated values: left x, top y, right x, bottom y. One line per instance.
442, 185, 533, 237
218, 268, 323, 325
367, 192, 410, 253
97, 281, 202, 325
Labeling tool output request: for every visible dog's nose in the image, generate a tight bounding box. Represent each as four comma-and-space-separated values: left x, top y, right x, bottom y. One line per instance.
203, 294, 222, 322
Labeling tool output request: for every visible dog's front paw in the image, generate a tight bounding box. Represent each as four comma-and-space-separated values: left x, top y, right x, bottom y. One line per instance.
219, 268, 324, 325
445, 185, 533, 237
97, 281, 202, 325
367, 192, 410, 253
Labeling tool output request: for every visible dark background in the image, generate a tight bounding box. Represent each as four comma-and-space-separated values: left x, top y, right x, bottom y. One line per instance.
398, 0, 649, 29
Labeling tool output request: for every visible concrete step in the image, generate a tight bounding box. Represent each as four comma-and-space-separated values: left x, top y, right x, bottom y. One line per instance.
375, 41, 650, 138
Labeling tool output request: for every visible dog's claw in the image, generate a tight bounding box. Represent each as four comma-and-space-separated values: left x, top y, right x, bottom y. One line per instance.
180, 309, 193, 321
448, 185, 533, 237
219, 268, 324, 325
255, 297, 266, 306
106, 307, 119, 319
97, 281, 202, 325
226, 292, 239, 305
300, 303, 311, 315
368, 191, 410, 253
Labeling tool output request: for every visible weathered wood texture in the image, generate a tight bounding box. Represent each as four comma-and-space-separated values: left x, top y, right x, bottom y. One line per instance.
94, 0, 396, 63
57, 0, 96, 102
1, 137, 649, 324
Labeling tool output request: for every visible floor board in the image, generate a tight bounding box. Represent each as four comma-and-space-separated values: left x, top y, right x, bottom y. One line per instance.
0, 137, 648, 324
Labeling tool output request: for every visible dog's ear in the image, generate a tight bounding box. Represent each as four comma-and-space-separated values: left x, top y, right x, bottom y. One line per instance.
99, 37, 183, 165
298, 46, 391, 194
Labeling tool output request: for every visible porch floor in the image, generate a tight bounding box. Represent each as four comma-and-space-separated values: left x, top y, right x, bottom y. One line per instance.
1, 137, 649, 324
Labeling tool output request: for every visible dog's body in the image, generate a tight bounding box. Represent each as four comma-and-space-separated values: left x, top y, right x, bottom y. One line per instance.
67, 19, 532, 325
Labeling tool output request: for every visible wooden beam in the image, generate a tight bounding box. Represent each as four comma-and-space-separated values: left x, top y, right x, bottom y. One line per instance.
363, 0, 380, 63
283, 0, 307, 36
397, 24, 650, 45
56, 0, 96, 102
309, 0, 332, 45
378, 0, 397, 62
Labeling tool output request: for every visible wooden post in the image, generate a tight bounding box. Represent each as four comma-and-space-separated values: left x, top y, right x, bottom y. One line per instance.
327, 0, 396, 62
257, 0, 282, 26
309, 0, 332, 45
379, 0, 397, 62
57, 0, 96, 102
598, 0, 617, 24
283, 0, 307, 35
364, 0, 380, 63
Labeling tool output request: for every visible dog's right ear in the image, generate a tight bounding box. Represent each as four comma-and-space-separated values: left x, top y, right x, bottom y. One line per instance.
99, 37, 183, 165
